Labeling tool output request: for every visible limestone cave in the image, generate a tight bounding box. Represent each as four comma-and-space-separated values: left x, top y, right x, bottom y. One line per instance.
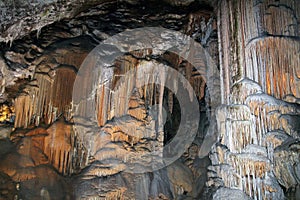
0, 0, 299, 199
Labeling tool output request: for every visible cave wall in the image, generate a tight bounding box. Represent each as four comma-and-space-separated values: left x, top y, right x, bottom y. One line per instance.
209, 0, 300, 199
0, 1, 219, 199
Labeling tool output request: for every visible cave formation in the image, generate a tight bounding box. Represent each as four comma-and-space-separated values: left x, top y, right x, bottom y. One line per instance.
0, 0, 299, 199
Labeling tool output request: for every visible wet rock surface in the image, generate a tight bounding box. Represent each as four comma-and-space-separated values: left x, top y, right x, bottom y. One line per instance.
0, 1, 218, 199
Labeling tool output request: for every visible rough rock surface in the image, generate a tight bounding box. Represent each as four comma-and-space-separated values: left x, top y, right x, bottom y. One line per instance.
0, 1, 218, 199
0, 0, 299, 199
212, 187, 251, 200
209, 0, 300, 199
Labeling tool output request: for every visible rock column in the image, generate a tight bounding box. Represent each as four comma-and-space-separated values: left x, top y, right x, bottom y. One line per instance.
210, 0, 300, 199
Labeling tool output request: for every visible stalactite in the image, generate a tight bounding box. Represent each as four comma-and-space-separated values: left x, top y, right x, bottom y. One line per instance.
218, 0, 300, 102
246, 37, 300, 99
0, 3, 223, 199
43, 121, 71, 175
158, 70, 165, 133
246, 93, 299, 139
217, 105, 257, 153
14, 88, 37, 128
51, 67, 76, 119
228, 151, 273, 199
167, 91, 173, 114
13, 65, 76, 128
214, 0, 300, 191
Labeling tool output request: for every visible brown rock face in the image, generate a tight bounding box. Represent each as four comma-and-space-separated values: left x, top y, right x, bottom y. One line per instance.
0, 1, 218, 199
0, 127, 73, 199
44, 120, 81, 175
12, 36, 93, 128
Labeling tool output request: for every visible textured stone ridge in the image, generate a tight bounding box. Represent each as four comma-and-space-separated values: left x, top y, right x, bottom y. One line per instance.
0, 0, 112, 44
0, 0, 215, 44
